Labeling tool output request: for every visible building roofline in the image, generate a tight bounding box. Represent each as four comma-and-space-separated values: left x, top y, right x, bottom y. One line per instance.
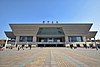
4, 31, 16, 38
89, 31, 98, 33
9, 23, 93, 25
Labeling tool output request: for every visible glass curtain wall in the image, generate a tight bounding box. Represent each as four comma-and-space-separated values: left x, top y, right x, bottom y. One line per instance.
37, 37, 65, 42
19, 36, 33, 42
68, 36, 83, 42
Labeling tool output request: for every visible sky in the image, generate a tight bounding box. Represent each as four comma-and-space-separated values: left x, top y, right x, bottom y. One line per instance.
0, 0, 100, 39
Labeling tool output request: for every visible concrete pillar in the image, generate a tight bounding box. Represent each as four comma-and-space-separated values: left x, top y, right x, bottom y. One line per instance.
27, 42, 28, 45
15, 36, 19, 45
33, 36, 37, 42
94, 37, 98, 50
5, 38, 9, 49
65, 36, 68, 42
83, 36, 87, 45
14, 41, 17, 46
16, 36, 19, 42
33, 36, 37, 46
15, 37, 17, 45
65, 36, 69, 47
83, 36, 86, 42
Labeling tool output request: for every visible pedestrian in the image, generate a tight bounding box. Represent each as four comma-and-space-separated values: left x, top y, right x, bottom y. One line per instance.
22, 44, 24, 50
70, 44, 73, 49
16, 44, 18, 48
18, 45, 20, 51
28, 44, 32, 50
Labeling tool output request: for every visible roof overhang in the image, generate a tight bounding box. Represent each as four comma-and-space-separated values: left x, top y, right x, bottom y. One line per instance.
9, 23, 93, 36
5, 31, 16, 38
9, 23, 93, 29
86, 31, 97, 38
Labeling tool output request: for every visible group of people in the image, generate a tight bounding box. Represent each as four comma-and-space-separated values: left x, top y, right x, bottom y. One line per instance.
16, 44, 32, 50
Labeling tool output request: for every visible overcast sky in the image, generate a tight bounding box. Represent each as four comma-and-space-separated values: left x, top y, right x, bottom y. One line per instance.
0, 0, 100, 39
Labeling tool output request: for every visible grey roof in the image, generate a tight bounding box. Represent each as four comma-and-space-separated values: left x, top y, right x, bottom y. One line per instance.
5, 31, 16, 38
87, 31, 97, 38
4, 23, 97, 38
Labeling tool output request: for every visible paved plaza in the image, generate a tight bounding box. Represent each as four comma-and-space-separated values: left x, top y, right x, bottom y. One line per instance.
0, 48, 100, 67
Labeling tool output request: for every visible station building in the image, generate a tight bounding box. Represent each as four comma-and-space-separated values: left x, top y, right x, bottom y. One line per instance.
5, 22, 98, 47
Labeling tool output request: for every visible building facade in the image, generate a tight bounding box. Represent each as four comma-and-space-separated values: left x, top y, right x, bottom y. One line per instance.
5, 23, 98, 47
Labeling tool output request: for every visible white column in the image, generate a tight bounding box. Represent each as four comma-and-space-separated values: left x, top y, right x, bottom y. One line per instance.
94, 37, 98, 50
83, 36, 87, 45
94, 37, 96, 45
14, 41, 17, 47
16, 36, 19, 42
33, 36, 37, 46
65, 36, 68, 42
65, 36, 68, 47
83, 36, 86, 42
33, 36, 36, 42
15, 37, 17, 45
4, 38, 9, 49
27, 42, 28, 45
16, 36, 19, 44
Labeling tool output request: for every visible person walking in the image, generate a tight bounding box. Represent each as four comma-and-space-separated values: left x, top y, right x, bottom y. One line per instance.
22, 44, 24, 50
16, 44, 18, 48
18, 45, 20, 51
28, 44, 32, 50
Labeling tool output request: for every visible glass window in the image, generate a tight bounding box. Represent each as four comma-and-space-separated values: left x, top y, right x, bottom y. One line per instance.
27, 36, 33, 42
19, 36, 33, 42
11, 38, 16, 42
37, 27, 64, 35
68, 36, 83, 42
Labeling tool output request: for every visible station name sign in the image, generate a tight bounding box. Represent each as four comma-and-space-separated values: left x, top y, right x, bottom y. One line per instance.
42, 21, 58, 24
